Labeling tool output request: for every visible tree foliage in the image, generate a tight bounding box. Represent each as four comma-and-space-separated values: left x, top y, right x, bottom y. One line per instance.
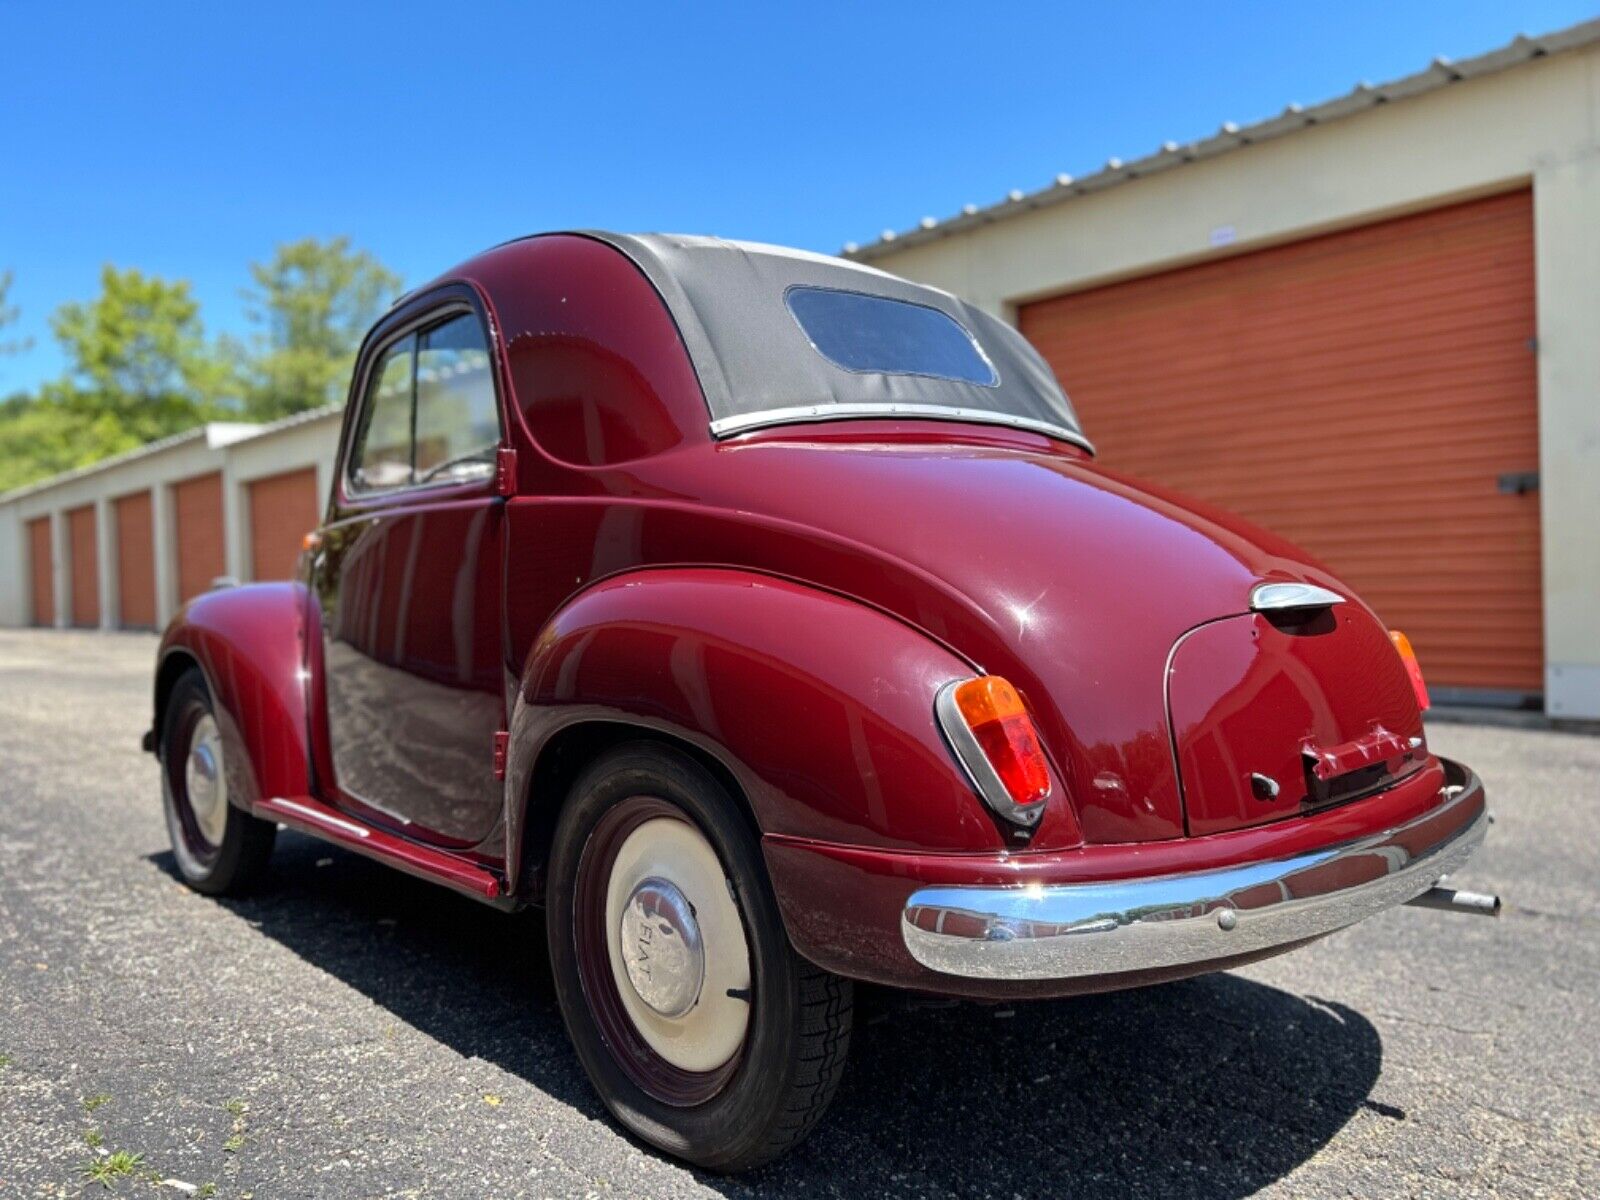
0, 268, 94, 493
0, 238, 401, 494
237, 237, 402, 420
48, 265, 227, 443
0, 394, 93, 493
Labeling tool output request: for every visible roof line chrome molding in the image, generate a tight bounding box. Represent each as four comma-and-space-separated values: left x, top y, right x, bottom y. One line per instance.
709, 404, 1096, 454
1249, 581, 1345, 612
901, 758, 1486, 982
933, 680, 1048, 827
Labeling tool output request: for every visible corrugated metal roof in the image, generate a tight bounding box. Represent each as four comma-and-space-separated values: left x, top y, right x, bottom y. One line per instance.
0, 404, 343, 505
843, 17, 1600, 262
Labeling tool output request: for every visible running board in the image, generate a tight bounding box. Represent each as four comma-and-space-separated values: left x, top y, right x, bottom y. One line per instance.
256, 795, 508, 905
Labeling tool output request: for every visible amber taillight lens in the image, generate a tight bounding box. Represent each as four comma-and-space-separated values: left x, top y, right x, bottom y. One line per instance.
1389, 630, 1431, 712
936, 675, 1053, 824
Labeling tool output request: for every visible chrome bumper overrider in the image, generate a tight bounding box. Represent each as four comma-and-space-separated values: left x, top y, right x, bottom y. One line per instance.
902, 761, 1488, 981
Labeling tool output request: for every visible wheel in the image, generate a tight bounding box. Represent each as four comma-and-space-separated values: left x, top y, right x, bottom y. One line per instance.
159, 667, 276, 895
546, 743, 852, 1172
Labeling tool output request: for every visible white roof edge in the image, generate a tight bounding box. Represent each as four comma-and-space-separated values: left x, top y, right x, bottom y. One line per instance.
843, 17, 1600, 263
204, 422, 263, 449
0, 404, 344, 505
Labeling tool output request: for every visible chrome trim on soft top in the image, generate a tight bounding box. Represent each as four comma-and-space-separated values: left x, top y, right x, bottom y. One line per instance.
708, 404, 1096, 453
901, 759, 1487, 982
1250, 581, 1345, 612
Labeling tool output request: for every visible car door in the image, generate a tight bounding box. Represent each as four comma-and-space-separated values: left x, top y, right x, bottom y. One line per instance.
309, 296, 508, 847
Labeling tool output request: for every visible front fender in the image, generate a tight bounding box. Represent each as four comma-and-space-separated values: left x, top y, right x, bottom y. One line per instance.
506, 568, 1004, 890
154, 582, 312, 811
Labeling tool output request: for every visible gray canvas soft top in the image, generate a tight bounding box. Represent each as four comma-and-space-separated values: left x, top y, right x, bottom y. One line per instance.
580, 232, 1091, 452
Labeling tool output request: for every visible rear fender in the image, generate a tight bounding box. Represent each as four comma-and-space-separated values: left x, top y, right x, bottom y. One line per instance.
504, 568, 1004, 897
153, 582, 312, 812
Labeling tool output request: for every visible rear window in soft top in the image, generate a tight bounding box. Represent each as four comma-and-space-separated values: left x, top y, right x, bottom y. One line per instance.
784, 286, 998, 386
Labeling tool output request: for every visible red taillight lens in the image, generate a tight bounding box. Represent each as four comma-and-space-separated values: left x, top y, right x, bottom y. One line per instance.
1389, 630, 1431, 712
950, 676, 1052, 810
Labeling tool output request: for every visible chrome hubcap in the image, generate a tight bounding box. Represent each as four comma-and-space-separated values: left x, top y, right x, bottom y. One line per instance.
184, 714, 228, 847
619, 877, 705, 1018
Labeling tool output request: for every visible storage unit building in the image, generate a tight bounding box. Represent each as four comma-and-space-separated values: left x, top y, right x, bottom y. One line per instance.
1016, 190, 1541, 695
67, 504, 99, 628
173, 471, 226, 605
846, 20, 1600, 719
27, 515, 52, 628
0, 409, 341, 632
114, 491, 157, 630
247, 467, 320, 582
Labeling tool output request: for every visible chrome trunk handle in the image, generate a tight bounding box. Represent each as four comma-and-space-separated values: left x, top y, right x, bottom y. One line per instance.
1250, 581, 1345, 612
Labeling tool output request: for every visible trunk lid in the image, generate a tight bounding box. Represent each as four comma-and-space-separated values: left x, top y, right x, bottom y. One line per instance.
1167, 602, 1428, 836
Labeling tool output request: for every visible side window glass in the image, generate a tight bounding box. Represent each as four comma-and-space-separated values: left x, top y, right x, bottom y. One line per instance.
350, 334, 416, 491
414, 314, 499, 484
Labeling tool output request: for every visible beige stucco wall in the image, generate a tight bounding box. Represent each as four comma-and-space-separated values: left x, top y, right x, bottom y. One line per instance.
863, 47, 1600, 719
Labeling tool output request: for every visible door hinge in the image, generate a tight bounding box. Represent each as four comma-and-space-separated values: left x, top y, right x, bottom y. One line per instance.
495, 447, 517, 497
492, 731, 510, 781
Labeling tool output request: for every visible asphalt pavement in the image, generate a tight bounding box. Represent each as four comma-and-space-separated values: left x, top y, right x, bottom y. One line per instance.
1, 629, 1595, 1198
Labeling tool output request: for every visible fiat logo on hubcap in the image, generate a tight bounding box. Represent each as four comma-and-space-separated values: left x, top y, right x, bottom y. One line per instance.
619, 877, 705, 1019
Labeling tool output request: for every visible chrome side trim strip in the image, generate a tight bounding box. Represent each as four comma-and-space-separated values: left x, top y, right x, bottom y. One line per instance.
1250, 581, 1345, 612
708, 404, 1096, 454
902, 761, 1487, 981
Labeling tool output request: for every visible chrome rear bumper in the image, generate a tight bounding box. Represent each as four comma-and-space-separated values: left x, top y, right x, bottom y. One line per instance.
901, 760, 1488, 982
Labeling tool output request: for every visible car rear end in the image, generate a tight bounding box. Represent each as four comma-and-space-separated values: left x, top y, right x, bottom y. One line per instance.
893, 582, 1496, 993
764, 571, 1496, 1001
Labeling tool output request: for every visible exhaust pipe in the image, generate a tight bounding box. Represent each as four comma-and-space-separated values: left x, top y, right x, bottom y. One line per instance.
1406, 885, 1501, 917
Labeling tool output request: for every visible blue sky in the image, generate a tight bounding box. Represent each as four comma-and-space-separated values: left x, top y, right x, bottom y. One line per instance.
2, 1, 1593, 392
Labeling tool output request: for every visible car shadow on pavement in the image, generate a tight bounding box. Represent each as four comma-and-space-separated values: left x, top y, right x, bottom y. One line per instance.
152, 831, 1385, 1199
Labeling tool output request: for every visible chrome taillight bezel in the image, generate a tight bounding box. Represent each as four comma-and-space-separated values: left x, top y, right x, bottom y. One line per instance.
933, 678, 1050, 827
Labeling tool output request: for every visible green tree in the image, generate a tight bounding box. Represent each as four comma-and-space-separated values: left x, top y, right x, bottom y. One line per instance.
0, 394, 89, 493
237, 237, 401, 419
48, 265, 227, 443
0, 266, 227, 494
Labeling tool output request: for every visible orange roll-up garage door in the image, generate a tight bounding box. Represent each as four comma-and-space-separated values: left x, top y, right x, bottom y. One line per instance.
173, 472, 225, 604
67, 505, 99, 628
27, 516, 53, 626
115, 490, 157, 629
247, 467, 319, 581
1019, 189, 1541, 695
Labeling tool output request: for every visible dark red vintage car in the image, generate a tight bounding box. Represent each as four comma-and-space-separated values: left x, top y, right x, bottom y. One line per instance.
149, 232, 1496, 1170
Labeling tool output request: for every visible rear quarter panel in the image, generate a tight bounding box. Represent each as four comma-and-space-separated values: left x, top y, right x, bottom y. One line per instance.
504, 567, 1012, 893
